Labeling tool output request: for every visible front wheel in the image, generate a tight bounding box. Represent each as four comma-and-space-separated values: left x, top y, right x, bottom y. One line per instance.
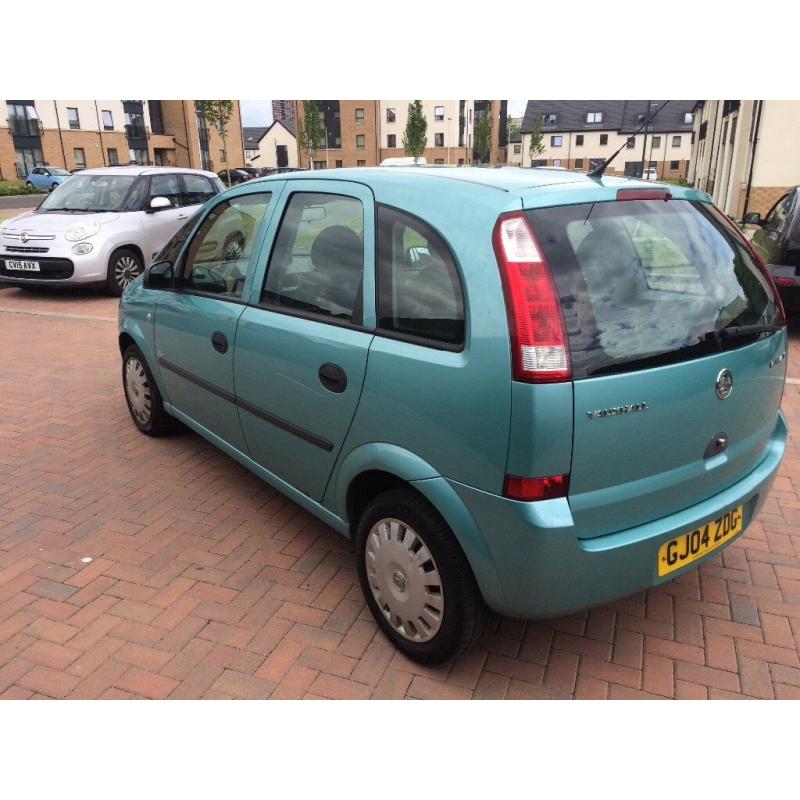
25, 181, 34, 190
355, 488, 489, 664
50, 182, 58, 191
107, 247, 143, 296
122, 345, 172, 436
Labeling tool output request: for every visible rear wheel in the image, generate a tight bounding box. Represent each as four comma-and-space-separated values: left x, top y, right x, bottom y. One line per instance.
355, 488, 489, 664
50, 182, 58, 191
122, 345, 172, 436
25, 181, 33, 190
107, 248, 143, 296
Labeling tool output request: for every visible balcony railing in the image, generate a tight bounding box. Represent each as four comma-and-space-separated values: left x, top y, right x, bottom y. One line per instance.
7, 117, 43, 137
125, 123, 147, 140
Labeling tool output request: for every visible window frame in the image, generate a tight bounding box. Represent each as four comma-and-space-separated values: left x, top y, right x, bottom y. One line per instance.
586, 111, 603, 124
101, 109, 114, 130
599, 134, 608, 145
386, 107, 396, 123
434, 106, 445, 121
107, 147, 119, 166
374, 202, 467, 352
67, 106, 80, 129
356, 134, 366, 150
551, 135, 563, 147
174, 189, 275, 305
434, 132, 444, 147
387, 134, 396, 148
73, 147, 86, 169
672, 135, 682, 147
355, 107, 365, 124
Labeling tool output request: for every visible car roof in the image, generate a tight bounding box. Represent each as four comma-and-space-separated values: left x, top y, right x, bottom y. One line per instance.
72, 166, 219, 179
243, 165, 710, 212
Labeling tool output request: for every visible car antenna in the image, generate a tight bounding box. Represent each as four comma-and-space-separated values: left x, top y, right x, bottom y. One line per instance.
587, 100, 671, 179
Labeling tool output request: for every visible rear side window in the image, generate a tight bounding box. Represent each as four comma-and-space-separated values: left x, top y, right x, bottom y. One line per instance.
182, 174, 216, 206
261, 192, 364, 324
180, 193, 271, 299
526, 199, 781, 378
376, 206, 464, 347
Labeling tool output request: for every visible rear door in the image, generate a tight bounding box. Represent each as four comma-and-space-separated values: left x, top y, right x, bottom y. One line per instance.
235, 180, 374, 501
527, 198, 786, 537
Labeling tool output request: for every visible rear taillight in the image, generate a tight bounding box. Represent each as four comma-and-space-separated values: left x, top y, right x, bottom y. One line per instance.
492, 212, 571, 383
504, 474, 570, 501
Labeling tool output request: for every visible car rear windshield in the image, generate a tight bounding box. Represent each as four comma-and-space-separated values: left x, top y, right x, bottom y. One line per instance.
38, 174, 137, 213
526, 199, 782, 378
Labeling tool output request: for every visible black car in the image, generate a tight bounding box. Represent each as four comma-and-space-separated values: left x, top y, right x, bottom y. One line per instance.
745, 187, 800, 313
217, 168, 251, 187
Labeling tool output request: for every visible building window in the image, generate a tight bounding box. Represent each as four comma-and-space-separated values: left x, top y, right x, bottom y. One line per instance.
575, 158, 584, 168
434, 158, 444, 164
220, 149, 227, 163
637, 114, 646, 125
513, 144, 521, 154
357, 160, 366, 167
626, 137, 636, 149
541, 113, 557, 125
313, 160, 327, 170
101, 109, 113, 130
648, 160, 657, 169
599, 134, 608, 145
335, 160, 343, 168
586, 112, 603, 123
386, 108, 396, 123
458, 158, 464, 166
387, 134, 396, 148
532, 159, 547, 167
651, 136, 661, 148
575, 134, 584, 146
551, 136, 562, 147
67, 107, 80, 129
129, 148, 149, 165
435, 133, 444, 147
14, 146, 44, 177
672, 135, 682, 147
356, 134, 366, 149
355, 108, 365, 124
435, 106, 445, 121
553, 159, 561, 167
684, 113, 693, 124
6, 102, 40, 137
107, 148, 119, 165
73, 148, 86, 169
670, 160, 680, 170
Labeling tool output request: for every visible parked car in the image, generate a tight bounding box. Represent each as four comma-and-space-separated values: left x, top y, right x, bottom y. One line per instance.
0, 166, 224, 295
217, 168, 252, 187
118, 167, 788, 663
259, 167, 305, 176
744, 187, 800, 313
642, 168, 658, 181
25, 166, 71, 192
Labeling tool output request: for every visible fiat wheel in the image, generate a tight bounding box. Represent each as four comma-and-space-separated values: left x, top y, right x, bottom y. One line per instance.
107, 247, 143, 296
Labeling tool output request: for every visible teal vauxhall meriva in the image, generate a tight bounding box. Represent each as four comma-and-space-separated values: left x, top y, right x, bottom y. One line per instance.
118, 167, 788, 663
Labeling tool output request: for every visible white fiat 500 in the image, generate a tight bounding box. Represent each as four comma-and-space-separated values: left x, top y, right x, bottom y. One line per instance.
0, 166, 224, 295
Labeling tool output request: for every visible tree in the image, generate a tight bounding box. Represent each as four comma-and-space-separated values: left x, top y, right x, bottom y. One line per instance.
297, 100, 325, 170
197, 100, 234, 186
475, 110, 492, 164
402, 100, 428, 163
506, 116, 520, 143
528, 117, 545, 165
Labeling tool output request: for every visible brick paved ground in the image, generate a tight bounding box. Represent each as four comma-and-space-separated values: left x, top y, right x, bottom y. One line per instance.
1, 287, 799, 699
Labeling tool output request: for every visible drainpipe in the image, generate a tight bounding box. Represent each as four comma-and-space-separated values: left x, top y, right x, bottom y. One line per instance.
741, 100, 763, 221
53, 101, 67, 168
94, 101, 106, 166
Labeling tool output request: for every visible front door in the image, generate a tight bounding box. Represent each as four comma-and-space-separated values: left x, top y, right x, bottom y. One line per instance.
153, 189, 276, 451
143, 172, 189, 259
235, 181, 375, 500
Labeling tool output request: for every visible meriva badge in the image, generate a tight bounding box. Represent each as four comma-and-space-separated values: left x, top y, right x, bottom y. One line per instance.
586, 402, 649, 420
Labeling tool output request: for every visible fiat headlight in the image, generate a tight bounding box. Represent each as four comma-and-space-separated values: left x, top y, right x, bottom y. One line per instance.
65, 222, 101, 242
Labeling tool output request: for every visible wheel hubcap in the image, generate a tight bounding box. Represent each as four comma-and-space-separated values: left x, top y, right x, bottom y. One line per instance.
115, 255, 141, 289
365, 518, 444, 642
125, 356, 152, 425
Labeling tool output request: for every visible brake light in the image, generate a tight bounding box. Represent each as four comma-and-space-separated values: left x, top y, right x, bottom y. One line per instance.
776, 277, 795, 287
492, 212, 571, 383
616, 188, 671, 201
504, 474, 570, 501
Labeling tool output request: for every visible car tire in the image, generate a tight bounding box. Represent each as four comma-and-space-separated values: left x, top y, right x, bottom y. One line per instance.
106, 247, 143, 296
121, 345, 172, 436
355, 488, 490, 664
25, 181, 34, 190
50, 182, 58, 192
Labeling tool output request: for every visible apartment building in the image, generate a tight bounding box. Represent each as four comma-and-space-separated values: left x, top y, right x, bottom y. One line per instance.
519, 100, 695, 178
292, 99, 507, 168
272, 100, 294, 122
251, 119, 298, 169
688, 100, 800, 219
1, 100, 245, 180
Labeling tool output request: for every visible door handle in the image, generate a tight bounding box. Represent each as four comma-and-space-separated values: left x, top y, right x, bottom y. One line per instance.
319, 363, 347, 393
177, 213, 188, 220
211, 331, 228, 354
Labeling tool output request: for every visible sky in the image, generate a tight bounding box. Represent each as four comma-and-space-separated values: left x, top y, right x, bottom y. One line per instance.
240, 99, 528, 126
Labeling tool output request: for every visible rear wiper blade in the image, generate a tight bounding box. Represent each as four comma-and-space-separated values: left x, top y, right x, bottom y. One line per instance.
718, 324, 782, 339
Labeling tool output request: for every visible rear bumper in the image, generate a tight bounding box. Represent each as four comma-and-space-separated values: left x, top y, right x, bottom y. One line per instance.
446, 412, 787, 618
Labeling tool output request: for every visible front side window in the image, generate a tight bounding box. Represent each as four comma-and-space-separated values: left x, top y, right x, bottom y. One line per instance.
102, 109, 113, 130
181, 193, 272, 299
356, 135, 365, 149
73, 148, 86, 169
155, 210, 202, 263
67, 107, 80, 129
262, 192, 364, 324
39, 174, 137, 213
377, 205, 464, 346
182, 174, 216, 206
149, 173, 181, 208
551, 136, 562, 147
526, 200, 781, 378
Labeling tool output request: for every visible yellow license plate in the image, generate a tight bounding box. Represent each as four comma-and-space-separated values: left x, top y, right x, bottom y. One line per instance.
658, 505, 743, 577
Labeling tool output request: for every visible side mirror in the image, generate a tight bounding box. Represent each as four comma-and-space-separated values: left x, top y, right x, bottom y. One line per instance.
143, 261, 173, 290
742, 211, 762, 225
149, 196, 171, 212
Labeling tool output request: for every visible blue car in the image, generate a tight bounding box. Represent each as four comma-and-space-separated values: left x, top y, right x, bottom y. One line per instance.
118, 167, 788, 663
25, 166, 71, 192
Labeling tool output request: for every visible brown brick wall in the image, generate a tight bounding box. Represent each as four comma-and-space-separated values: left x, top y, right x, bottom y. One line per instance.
296, 101, 380, 169
0, 128, 19, 181
740, 185, 792, 220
